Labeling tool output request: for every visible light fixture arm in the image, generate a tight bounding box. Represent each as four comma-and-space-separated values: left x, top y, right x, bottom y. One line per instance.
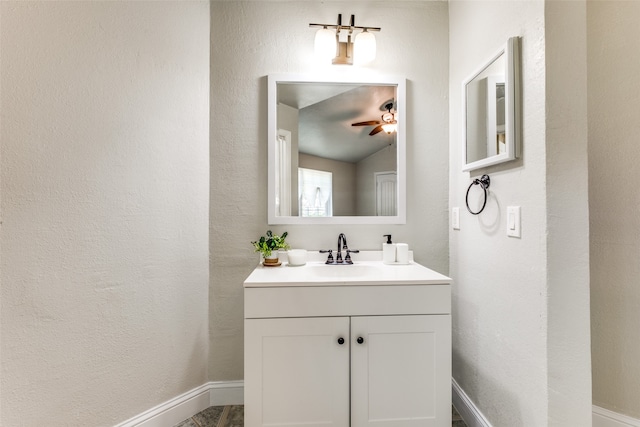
309, 14, 381, 34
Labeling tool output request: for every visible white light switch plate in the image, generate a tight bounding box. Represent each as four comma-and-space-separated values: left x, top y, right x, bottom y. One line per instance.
452, 207, 460, 230
507, 206, 521, 238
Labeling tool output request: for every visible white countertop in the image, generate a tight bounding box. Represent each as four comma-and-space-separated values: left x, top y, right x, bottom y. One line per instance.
243, 251, 451, 287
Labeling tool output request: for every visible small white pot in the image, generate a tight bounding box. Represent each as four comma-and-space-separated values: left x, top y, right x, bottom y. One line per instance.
287, 249, 307, 266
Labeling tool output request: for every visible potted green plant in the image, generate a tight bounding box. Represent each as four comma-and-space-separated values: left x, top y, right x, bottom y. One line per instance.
252, 230, 290, 266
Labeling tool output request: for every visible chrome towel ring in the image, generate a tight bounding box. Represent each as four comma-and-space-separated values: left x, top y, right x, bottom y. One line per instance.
466, 174, 490, 215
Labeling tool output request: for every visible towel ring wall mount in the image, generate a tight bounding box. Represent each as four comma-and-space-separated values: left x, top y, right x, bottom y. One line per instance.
466, 174, 490, 215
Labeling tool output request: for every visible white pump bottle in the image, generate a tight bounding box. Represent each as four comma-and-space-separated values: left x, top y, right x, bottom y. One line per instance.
382, 234, 397, 264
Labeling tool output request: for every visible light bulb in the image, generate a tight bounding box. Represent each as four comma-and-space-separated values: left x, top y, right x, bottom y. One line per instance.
382, 123, 396, 134
354, 30, 376, 65
314, 28, 335, 63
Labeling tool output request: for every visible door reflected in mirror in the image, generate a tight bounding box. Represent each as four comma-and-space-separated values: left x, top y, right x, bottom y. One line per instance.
463, 37, 520, 172
268, 74, 406, 225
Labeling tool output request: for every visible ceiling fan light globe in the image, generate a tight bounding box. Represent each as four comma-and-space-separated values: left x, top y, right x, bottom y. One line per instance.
315, 28, 336, 63
382, 123, 396, 134
354, 30, 376, 65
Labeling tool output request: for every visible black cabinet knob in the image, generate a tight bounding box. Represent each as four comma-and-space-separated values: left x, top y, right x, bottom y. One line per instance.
356, 337, 364, 344
337, 337, 345, 345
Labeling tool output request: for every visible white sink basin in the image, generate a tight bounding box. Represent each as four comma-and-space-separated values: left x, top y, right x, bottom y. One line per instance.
305, 264, 382, 278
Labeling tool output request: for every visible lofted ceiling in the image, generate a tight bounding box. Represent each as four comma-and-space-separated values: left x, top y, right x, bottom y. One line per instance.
278, 83, 396, 163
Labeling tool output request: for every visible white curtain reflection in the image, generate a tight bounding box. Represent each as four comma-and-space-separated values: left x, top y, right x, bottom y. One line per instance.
298, 168, 332, 217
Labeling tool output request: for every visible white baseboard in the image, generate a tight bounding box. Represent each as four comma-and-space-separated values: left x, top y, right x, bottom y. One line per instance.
209, 380, 244, 407
593, 405, 640, 427
451, 378, 492, 427
115, 381, 244, 427
113, 378, 640, 427
452, 378, 640, 427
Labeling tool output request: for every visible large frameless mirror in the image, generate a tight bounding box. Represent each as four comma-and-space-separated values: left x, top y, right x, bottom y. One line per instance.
463, 37, 520, 172
267, 74, 406, 225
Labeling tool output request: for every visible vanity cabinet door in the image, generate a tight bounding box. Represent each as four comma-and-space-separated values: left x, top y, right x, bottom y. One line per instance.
244, 317, 350, 427
351, 315, 452, 427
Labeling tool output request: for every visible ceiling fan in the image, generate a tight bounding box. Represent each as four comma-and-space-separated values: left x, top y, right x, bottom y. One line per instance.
351, 101, 397, 136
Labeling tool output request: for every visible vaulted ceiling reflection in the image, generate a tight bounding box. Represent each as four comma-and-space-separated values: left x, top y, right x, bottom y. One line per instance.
278, 83, 396, 163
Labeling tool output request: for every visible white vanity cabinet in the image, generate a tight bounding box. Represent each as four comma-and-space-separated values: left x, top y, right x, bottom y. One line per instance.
350, 314, 451, 427
245, 316, 350, 426
243, 259, 452, 427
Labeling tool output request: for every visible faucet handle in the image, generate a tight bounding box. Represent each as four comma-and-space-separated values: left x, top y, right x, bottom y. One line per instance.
344, 249, 360, 264
319, 249, 334, 264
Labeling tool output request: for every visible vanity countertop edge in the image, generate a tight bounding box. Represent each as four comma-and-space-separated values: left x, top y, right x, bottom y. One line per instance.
243, 251, 452, 288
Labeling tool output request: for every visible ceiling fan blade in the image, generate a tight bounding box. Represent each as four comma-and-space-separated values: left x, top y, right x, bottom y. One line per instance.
352, 120, 381, 127
369, 125, 384, 136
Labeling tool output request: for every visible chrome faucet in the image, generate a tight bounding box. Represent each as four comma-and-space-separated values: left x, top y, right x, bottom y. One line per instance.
321, 233, 359, 264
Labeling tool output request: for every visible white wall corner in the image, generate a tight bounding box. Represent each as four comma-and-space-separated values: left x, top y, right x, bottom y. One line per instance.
452, 378, 492, 427
114, 381, 244, 427
593, 406, 640, 427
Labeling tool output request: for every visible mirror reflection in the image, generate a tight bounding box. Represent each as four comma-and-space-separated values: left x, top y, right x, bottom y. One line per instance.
465, 53, 505, 163
276, 81, 398, 218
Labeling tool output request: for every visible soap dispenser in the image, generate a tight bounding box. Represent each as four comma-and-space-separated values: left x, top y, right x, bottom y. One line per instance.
382, 234, 397, 264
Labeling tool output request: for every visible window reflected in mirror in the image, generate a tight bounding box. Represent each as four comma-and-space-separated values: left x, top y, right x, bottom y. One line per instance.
298, 168, 332, 217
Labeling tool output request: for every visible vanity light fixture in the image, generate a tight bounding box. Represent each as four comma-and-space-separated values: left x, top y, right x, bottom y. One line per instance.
309, 14, 381, 65
314, 27, 336, 62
